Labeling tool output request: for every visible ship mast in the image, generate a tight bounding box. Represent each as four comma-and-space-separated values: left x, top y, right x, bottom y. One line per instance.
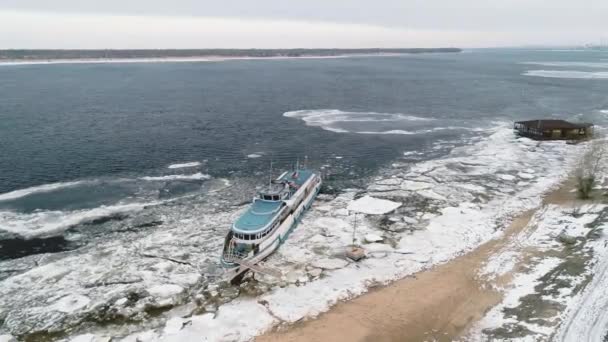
268, 160, 273, 187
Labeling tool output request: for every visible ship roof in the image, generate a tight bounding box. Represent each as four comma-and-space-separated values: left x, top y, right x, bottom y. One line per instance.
232, 169, 316, 233
233, 199, 284, 232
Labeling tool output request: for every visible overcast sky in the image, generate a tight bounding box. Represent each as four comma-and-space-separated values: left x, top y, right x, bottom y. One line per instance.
0, 0, 606, 48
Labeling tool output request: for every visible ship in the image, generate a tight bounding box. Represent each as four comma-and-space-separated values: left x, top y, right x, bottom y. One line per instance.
220, 165, 322, 283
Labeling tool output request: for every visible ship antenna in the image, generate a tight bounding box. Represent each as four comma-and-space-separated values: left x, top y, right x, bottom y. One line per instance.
269, 159, 273, 186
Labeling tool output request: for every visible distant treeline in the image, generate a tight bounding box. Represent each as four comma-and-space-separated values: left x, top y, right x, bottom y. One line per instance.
0, 48, 461, 60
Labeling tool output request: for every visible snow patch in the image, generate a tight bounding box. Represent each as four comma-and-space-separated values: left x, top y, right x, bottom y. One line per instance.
310, 258, 349, 270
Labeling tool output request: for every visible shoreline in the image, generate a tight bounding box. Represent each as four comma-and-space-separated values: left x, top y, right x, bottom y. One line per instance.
0, 52, 443, 67
257, 176, 580, 342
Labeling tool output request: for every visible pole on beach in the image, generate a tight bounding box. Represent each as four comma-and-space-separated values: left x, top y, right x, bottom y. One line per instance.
347, 212, 365, 261
352, 212, 358, 245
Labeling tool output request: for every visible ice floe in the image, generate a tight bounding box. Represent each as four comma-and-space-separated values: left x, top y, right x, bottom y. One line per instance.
522, 61, 608, 68
0, 202, 152, 238
0, 181, 88, 202
347, 196, 401, 215
524, 70, 608, 79
283, 109, 433, 134
140, 173, 210, 181
167, 162, 201, 169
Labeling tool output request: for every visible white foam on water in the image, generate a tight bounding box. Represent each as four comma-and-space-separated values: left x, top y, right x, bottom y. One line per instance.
140, 173, 211, 181
523, 70, 608, 79
0, 202, 151, 238
0, 181, 88, 202
246, 153, 263, 159
167, 162, 201, 169
283, 109, 434, 133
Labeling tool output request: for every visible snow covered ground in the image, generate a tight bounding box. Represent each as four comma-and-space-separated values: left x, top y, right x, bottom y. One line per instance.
464, 133, 608, 342
468, 203, 608, 341
555, 234, 608, 342
0, 126, 588, 341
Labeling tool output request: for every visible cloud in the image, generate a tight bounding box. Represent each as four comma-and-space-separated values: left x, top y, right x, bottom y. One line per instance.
2, 0, 607, 32
0, 6, 605, 49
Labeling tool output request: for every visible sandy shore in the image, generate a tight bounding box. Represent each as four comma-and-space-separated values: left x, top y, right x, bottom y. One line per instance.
0, 53, 408, 67
258, 178, 578, 342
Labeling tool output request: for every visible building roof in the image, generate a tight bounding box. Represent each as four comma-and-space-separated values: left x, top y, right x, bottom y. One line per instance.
515, 119, 593, 130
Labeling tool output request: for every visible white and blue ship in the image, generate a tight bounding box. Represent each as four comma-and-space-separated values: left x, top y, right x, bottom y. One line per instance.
221, 167, 322, 282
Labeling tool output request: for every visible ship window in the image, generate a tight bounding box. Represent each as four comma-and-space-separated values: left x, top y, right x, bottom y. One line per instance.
273, 195, 279, 201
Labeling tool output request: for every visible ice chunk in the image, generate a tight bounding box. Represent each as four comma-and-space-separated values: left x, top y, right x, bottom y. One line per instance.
167, 162, 201, 169
364, 233, 384, 243
400, 180, 433, 191
518, 172, 535, 179
140, 173, 210, 181
50, 294, 90, 313
497, 174, 516, 181
347, 196, 401, 215
147, 284, 184, 298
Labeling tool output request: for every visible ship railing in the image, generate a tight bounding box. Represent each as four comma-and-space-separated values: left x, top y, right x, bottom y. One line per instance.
223, 246, 248, 262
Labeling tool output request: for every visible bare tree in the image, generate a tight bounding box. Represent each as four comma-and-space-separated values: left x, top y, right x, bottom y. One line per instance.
576, 136, 606, 199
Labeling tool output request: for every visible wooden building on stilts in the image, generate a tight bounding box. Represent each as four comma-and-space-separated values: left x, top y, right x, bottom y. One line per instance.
514, 119, 593, 140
